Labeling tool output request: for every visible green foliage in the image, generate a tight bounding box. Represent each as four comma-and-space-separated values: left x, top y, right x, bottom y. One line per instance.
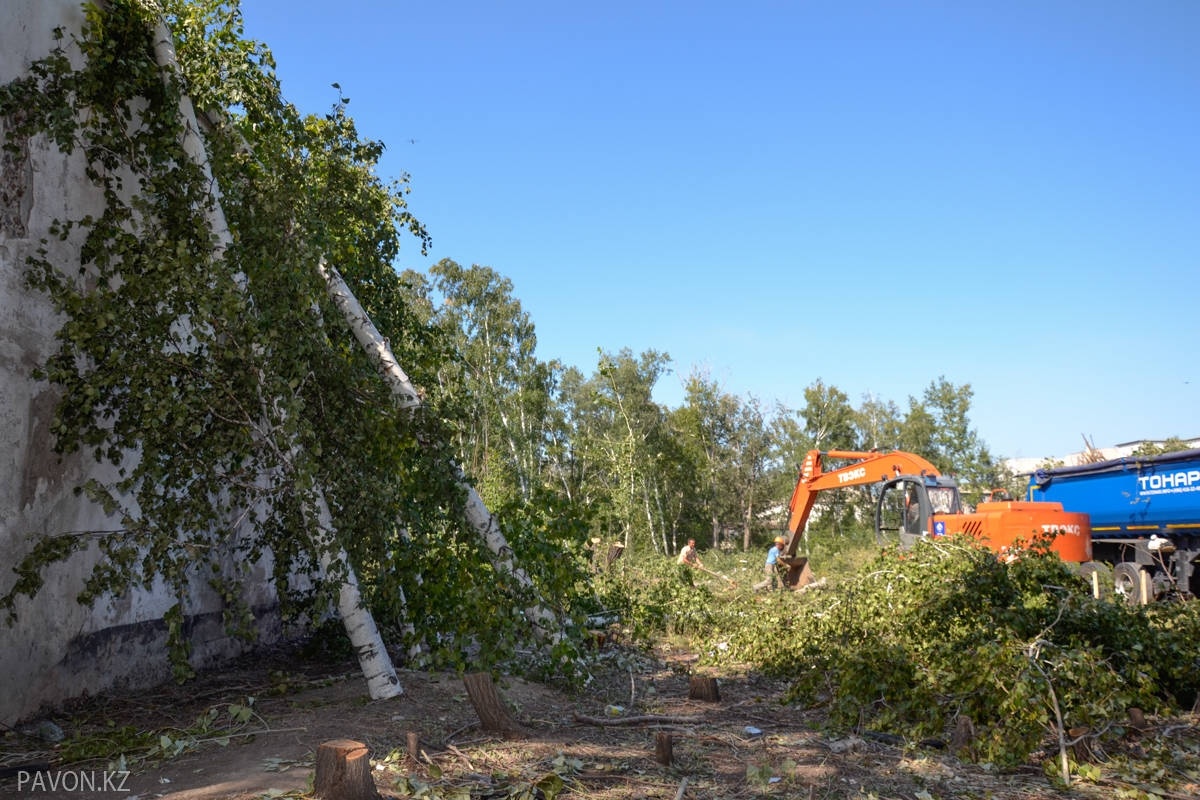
0, 0, 582, 679
902, 377, 998, 500
1132, 437, 1195, 457
701, 537, 1200, 768
590, 553, 715, 642
58, 698, 263, 769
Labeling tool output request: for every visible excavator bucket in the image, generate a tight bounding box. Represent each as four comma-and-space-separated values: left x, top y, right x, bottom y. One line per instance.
780, 556, 814, 589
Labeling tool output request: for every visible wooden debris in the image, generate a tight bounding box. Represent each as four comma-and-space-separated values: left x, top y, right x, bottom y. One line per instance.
827, 735, 865, 754
573, 712, 703, 726
1068, 725, 1097, 763
313, 739, 380, 800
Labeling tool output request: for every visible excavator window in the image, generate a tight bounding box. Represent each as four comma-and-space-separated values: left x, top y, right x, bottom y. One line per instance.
875, 483, 910, 548
928, 486, 959, 514
904, 488, 923, 535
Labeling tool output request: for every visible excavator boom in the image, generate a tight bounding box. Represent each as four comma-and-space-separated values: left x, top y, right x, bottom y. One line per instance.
785, 449, 940, 556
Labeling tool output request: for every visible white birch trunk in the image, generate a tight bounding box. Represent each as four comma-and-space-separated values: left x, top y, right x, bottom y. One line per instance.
313, 493, 403, 698
149, 16, 401, 698
318, 260, 562, 642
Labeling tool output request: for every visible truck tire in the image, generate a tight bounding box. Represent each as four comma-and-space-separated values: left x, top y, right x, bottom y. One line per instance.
1113, 562, 1144, 605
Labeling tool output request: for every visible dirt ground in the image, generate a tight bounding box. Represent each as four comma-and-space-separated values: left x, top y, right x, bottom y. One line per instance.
2, 640, 1197, 800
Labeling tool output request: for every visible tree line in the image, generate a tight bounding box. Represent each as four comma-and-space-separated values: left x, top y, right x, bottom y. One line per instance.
408, 258, 1009, 560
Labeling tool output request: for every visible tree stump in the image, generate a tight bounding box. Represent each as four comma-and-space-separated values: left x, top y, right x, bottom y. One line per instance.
949, 715, 975, 757
782, 556, 814, 588
405, 731, 421, 764
654, 731, 673, 765
1069, 726, 1097, 763
313, 739, 379, 800
688, 675, 720, 702
463, 672, 525, 737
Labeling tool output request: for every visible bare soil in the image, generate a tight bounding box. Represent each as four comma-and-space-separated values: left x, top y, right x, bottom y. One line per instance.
2, 640, 1197, 800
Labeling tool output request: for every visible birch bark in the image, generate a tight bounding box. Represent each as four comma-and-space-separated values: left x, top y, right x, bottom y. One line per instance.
148, 15, 402, 698
318, 260, 562, 643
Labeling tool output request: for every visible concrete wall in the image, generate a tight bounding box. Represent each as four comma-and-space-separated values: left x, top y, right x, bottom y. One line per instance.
0, 0, 284, 726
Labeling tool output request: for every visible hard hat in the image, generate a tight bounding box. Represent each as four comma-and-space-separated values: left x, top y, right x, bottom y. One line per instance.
774, 536, 786, 545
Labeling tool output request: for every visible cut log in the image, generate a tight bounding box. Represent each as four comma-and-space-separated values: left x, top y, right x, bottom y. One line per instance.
463, 672, 525, 737
313, 739, 379, 800
573, 712, 703, 726
688, 675, 720, 702
654, 731, 673, 765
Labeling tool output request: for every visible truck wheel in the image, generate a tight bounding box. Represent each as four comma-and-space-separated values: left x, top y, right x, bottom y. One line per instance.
1113, 563, 1144, 605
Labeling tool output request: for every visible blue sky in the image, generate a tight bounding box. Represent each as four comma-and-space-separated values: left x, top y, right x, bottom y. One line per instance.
237, 0, 1197, 461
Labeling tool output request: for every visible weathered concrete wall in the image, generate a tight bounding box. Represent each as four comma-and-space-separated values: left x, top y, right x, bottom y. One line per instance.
0, 0, 284, 726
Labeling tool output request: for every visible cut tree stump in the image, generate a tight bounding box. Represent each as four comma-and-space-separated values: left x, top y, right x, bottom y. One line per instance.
781, 556, 814, 589
949, 715, 975, 757
654, 731, 674, 765
463, 672, 526, 737
313, 739, 379, 800
688, 675, 720, 702
1069, 726, 1097, 763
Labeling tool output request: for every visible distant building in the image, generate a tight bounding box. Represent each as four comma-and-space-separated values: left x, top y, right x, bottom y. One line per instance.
1004, 437, 1200, 477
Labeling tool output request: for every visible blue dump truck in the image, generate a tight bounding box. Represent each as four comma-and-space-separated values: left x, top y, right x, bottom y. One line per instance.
1027, 449, 1200, 603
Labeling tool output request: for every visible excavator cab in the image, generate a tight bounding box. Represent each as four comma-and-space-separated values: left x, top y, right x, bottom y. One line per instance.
874, 475, 964, 549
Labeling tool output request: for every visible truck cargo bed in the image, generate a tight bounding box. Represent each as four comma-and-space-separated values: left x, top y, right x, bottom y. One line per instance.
1028, 449, 1200, 538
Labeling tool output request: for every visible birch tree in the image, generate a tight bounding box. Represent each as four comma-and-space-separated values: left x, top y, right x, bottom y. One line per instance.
319, 260, 563, 644
424, 260, 558, 508
1, 0, 567, 690
565, 350, 672, 553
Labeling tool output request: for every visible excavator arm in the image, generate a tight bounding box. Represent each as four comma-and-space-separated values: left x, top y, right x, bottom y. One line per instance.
783, 449, 941, 557
776, 449, 1091, 587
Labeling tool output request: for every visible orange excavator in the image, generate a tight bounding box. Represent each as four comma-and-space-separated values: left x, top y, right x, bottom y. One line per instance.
777, 449, 1092, 588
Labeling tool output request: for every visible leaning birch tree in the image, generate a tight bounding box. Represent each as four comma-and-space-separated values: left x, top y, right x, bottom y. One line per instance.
146, 9, 401, 698
1, 0, 568, 689
319, 260, 562, 643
